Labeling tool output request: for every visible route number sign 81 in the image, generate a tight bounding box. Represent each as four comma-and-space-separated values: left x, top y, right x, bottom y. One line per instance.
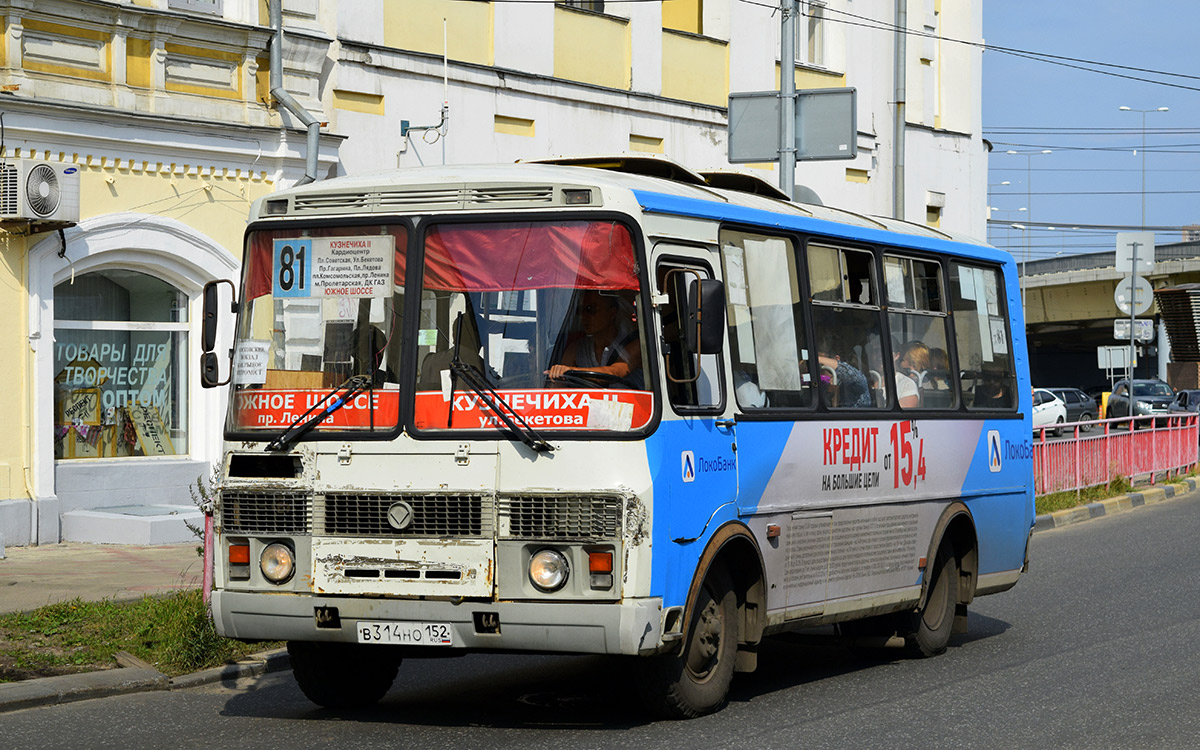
273, 239, 312, 298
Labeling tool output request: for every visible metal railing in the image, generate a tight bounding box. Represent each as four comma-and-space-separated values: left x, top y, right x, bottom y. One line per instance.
1033, 414, 1199, 497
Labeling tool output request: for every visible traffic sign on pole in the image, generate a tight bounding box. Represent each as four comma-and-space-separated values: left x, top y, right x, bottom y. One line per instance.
1113, 318, 1154, 341
1116, 232, 1155, 274
1114, 275, 1153, 315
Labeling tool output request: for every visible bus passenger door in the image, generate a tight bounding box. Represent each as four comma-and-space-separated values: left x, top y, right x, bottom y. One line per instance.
652, 250, 739, 542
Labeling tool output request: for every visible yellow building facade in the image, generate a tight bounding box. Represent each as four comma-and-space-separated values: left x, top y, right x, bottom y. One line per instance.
0, 0, 336, 545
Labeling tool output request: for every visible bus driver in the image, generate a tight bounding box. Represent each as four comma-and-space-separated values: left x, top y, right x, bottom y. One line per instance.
546, 290, 642, 386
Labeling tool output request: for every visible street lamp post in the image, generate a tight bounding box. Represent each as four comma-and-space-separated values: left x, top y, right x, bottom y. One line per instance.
1118, 106, 1169, 229
1117, 106, 1168, 387
989, 206, 1026, 254
1005, 149, 1052, 313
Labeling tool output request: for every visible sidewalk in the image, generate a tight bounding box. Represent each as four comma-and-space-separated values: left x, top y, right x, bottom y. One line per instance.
0, 542, 203, 616
0, 540, 291, 713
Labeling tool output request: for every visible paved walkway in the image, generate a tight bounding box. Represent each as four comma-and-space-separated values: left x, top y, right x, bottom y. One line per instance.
0, 542, 202, 616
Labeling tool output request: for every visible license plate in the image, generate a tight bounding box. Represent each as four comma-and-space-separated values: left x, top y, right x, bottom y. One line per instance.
356, 620, 453, 646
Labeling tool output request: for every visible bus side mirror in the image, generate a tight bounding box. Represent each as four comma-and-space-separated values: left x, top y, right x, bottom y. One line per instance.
202, 279, 237, 353
686, 278, 726, 354
201, 279, 236, 388
201, 352, 223, 388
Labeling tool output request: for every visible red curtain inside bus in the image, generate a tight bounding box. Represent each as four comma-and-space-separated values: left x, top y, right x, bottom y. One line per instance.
422, 221, 637, 292
242, 221, 635, 300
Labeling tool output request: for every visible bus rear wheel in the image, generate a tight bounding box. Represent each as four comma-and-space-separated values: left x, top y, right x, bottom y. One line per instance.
288, 641, 401, 709
638, 566, 738, 719
901, 544, 959, 658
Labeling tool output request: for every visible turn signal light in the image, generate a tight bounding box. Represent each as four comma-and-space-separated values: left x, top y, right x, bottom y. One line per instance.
228, 544, 250, 564
588, 551, 613, 573
588, 549, 614, 590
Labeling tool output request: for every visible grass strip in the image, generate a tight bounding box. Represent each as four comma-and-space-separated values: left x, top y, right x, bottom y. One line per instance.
0, 590, 279, 683
1036, 476, 1133, 515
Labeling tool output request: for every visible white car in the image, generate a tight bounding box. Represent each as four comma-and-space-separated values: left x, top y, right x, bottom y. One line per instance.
1033, 388, 1068, 435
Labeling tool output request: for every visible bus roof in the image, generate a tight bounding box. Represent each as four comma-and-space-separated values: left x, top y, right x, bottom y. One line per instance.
254, 160, 998, 260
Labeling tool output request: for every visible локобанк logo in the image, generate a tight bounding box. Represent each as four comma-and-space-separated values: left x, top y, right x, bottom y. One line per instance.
987, 430, 1002, 473
681, 450, 695, 483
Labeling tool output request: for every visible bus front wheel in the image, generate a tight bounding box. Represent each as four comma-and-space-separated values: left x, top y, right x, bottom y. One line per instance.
902, 544, 959, 657
638, 566, 738, 719
288, 641, 401, 709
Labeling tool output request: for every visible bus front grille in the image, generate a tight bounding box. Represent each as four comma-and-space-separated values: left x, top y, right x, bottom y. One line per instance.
499, 495, 622, 540
318, 493, 491, 538
219, 490, 313, 534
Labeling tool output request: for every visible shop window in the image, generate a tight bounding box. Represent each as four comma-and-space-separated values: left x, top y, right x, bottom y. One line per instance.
53, 270, 189, 459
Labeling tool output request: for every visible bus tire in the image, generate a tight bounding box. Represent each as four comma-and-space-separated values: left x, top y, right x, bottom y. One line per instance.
638, 566, 738, 719
902, 544, 959, 658
288, 641, 400, 709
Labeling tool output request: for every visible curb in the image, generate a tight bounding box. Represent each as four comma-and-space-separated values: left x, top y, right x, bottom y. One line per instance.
1033, 477, 1198, 533
0, 648, 290, 714
168, 648, 290, 690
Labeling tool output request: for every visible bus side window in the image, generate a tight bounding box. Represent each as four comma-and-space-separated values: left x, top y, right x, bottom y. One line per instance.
884, 255, 955, 410
807, 244, 887, 410
657, 263, 723, 411
720, 229, 810, 410
951, 263, 1016, 410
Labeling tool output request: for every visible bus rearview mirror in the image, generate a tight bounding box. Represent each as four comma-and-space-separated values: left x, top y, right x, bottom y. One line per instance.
686, 278, 726, 354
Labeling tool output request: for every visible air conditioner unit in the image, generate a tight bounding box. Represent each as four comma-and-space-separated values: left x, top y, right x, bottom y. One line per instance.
0, 160, 81, 223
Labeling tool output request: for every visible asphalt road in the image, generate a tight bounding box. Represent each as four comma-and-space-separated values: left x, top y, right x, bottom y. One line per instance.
4, 494, 1199, 749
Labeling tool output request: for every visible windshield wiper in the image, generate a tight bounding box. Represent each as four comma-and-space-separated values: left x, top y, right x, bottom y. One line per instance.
265, 374, 371, 452
449, 359, 553, 453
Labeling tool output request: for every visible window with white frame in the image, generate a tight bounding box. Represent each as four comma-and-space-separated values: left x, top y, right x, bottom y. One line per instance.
53, 270, 190, 460
795, 1, 826, 67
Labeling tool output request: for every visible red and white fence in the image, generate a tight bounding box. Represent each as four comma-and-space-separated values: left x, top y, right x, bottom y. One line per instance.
1033, 415, 1199, 497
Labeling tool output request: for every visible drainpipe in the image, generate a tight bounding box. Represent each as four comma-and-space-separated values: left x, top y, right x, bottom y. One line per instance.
270, 0, 321, 185
892, 0, 906, 219
779, 0, 797, 200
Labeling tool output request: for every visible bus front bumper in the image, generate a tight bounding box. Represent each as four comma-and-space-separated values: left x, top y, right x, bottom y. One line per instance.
211, 590, 666, 656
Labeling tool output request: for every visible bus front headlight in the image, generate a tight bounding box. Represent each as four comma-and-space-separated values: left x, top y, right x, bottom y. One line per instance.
529, 549, 569, 592
260, 542, 295, 584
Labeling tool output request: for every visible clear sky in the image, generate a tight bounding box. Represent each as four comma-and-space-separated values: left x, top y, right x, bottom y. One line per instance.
982, 1, 1200, 263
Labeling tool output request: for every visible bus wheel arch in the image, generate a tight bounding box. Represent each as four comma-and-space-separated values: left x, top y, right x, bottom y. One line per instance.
638, 522, 765, 719
910, 504, 979, 653
686, 521, 767, 671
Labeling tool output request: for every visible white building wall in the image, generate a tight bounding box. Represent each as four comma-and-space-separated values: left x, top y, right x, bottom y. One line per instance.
330, 0, 985, 240
495, 2, 554, 76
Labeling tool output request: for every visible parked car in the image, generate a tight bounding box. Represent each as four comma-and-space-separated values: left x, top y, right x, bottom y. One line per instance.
1105, 379, 1175, 422
1032, 388, 1068, 435
1168, 389, 1200, 416
1047, 387, 1099, 431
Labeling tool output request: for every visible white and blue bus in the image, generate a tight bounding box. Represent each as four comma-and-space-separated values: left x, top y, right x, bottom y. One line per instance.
202, 158, 1033, 718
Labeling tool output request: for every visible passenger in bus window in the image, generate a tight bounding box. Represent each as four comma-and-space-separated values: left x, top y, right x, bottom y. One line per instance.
925, 347, 951, 392
894, 340, 930, 408
817, 350, 871, 408
546, 290, 643, 386
975, 377, 1012, 409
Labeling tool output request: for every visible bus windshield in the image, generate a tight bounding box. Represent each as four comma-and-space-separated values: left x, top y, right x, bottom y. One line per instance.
227, 225, 407, 435
412, 219, 653, 434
